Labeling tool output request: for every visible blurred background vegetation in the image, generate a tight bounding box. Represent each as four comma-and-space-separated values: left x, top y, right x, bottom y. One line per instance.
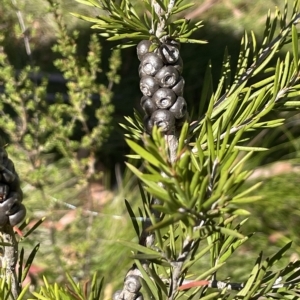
1, 0, 300, 298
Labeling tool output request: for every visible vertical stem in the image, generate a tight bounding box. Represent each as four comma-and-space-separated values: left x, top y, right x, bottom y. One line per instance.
10, 0, 32, 60
115, 1, 181, 299
0, 225, 19, 299
164, 132, 179, 164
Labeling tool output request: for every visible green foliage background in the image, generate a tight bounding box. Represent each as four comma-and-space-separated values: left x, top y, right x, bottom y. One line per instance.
0, 0, 300, 299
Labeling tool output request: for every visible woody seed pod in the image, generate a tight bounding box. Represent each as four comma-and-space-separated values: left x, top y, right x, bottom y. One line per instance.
159, 43, 180, 64
9, 202, 26, 226
0, 148, 25, 226
140, 96, 158, 115
138, 64, 147, 78
137, 40, 152, 61
0, 184, 9, 202
0, 190, 26, 226
167, 38, 181, 49
172, 56, 183, 74
140, 52, 164, 76
143, 115, 153, 133
176, 112, 189, 129
172, 76, 185, 96
169, 96, 187, 119
112, 290, 122, 300
152, 88, 176, 109
124, 275, 142, 293
140, 76, 159, 97
135, 293, 144, 300
155, 66, 179, 88
0, 196, 13, 226
150, 109, 175, 133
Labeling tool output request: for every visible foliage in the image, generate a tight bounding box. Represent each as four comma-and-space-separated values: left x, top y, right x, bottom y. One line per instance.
76, 0, 300, 299
0, 0, 300, 300
0, 0, 123, 298
73, 0, 206, 48
30, 273, 103, 300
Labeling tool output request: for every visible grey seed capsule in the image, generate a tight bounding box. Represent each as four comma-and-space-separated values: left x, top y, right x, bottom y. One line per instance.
152, 88, 176, 109
169, 96, 187, 119
159, 44, 180, 64
112, 290, 122, 300
143, 115, 154, 133
155, 66, 179, 88
0, 148, 8, 164
0, 215, 8, 226
0, 196, 14, 226
140, 96, 158, 115
172, 76, 185, 96
151, 109, 175, 133
166, 38, 181, 49
140, 52, 164, 76
0, 184, 9, 202
176, 112, 189, 128
9, 203, 26, 226
138, 64, 147, 78
172, 56, 183, 74
1, 159, 16, 183
135, 292, 144, 300
137, 40, 152, 61
140, 76, 159, 97
124, 275, 142, 293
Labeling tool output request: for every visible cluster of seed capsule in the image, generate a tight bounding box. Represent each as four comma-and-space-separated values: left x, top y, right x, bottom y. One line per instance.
137, 39, 187, 134
0, 148, 26, 227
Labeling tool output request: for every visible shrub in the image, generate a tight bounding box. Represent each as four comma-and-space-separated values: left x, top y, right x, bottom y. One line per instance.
0, 0, 300, 299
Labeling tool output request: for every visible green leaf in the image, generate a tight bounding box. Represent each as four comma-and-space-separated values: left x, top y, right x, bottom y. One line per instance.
117, 239, 161, 256
198, 61, 213, 117
70, 13, 101, 24
177, 38, 207, 44
30, 293, 49, 300
90, 273, 103, 300
231, 195, 263, 204
237, 263, 259, 297
75, 0, 101, 7
233, 182, 263, 200
147, 214, 183, 231
107, 33, 149, 41
65, 272, 83, 296
205, 117, 216, 161
130, 253, 162, 260
219, 234, 252, 263
135, 260, 159, 300
194, 262, 226, 280
172, 3, 195, 14
232, 208, 251, 216
125, 199, 140, 237
17, 283, 30, 300
144, 182, 171, 203
126, 139, 164, 168
21, 244, 40, 282
268, 241, 292, 267
196, 292, 220, 300
292, 25, 299, 72
183, 244, 214, 269
147, 267, 168, 296
218, 227, 244, 239
22, 217, 45, 239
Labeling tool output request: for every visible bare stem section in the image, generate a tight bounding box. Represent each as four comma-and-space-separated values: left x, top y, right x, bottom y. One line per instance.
0, 225, 19, 299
